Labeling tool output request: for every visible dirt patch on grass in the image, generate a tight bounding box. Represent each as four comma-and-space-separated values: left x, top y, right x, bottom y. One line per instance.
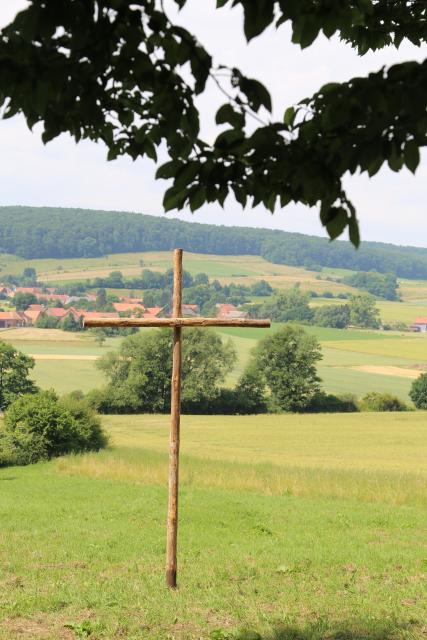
1, 615, 74, 639
351, 365, 421, 379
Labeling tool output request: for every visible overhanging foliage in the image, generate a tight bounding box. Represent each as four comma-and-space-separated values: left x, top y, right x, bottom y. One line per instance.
0, 0, 425, 244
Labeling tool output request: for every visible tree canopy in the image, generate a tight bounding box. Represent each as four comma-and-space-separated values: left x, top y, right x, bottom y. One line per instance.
0, 342, 37, 410
0, 2, 425, 244
95, 328, 236, 413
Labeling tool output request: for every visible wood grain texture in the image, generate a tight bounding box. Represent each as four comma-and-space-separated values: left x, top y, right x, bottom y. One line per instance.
84, 317, 271, 328
166, 249, 183, 589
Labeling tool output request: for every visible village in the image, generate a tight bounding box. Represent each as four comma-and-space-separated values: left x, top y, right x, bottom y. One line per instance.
0, 283, 249, 329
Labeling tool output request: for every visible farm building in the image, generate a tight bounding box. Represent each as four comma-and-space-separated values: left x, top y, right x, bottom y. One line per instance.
216, 303, 248, 320
113, 302, 145, 313
182, 304, 199, 317
411, 317, 427, 332
0, 311, 27, 328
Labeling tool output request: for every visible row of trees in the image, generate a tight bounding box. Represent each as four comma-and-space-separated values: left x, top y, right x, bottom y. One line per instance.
87, 326, 322, 414
253, 288, 381, 329
341, 271, 399, 301
86, 326, 427, 415
2, 207, 427, 280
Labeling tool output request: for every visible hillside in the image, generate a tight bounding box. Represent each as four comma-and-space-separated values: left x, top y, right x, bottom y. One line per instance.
2, 206, 427, 278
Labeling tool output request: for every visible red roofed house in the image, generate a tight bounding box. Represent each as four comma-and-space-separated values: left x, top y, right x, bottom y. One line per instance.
113, 302, 145, 314
78, 311, 120, 321
45, 307, 69, 320
144, 307, 163, 318
14, 287, 44, 296
182, 304, 199, 317
23, 304, 45, 325
215, 303, 248, 320
0, 311, 27, 328
411, 317, 427, 332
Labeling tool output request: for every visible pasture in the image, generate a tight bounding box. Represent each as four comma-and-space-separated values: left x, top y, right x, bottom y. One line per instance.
1, 412, 426, 639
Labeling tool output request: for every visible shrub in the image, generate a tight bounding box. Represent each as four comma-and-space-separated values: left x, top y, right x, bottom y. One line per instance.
359, 392, 408, 412
409, 372, 427, 409
0, 390, 108, 466
305, 392, 359, 413
0, 342, 37, 410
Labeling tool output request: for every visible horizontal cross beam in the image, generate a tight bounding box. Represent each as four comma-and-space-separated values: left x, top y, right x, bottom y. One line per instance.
84, 317, 271, 328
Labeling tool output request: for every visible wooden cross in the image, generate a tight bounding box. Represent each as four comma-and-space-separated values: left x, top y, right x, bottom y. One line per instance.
84, 249, 270, 588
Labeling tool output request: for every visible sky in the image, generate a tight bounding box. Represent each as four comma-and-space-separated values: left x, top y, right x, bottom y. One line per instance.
0, 0, 426, 247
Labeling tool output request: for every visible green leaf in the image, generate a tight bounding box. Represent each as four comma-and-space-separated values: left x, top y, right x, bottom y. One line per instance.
189, 185, 206, 212
156, 160, 181, 180
216, 104, 245, 129
215, 129, 245, 150
348, 216, 360, 248
388, 152, 404, 172
239, 77, 272, 112
404, 140, 420, 174
299, 19, 320, 49
242, 0, 275, 41
283, 107, 295, 127
323, 207, 348, 240
231, 184, 247, 208
163, 186, 186, 211
174, 161, 200, 188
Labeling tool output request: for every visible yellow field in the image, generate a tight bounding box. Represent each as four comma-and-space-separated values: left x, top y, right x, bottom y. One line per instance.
56, 412, 427, 507
101, 412, 427, 472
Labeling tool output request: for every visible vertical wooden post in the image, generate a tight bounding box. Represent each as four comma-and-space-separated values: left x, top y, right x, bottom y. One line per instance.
166, 248, 183, 588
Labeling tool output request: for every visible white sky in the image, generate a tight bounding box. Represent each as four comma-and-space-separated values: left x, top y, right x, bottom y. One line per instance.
0, 0, 426, 246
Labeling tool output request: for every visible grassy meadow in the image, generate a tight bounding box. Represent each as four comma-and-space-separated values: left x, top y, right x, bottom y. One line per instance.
1, 412, 426, 639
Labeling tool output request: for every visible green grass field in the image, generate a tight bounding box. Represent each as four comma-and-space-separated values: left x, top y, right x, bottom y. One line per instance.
1, 413, 426, 639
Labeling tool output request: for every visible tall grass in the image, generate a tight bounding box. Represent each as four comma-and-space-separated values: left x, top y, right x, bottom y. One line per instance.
55, 447, 427, 507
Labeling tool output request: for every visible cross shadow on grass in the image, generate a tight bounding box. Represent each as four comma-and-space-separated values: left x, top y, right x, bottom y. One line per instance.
214, 619, 422, 640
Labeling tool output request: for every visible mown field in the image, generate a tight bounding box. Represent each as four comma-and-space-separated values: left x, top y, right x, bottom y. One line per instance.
2, 323, 427, 400
1, 413, 426, 639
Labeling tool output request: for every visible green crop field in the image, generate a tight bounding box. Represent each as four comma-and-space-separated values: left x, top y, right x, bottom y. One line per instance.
0, 328, 116, 394
1, 413, 426, 639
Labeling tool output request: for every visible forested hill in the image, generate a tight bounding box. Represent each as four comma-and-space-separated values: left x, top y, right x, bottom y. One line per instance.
2, 206, 427, 279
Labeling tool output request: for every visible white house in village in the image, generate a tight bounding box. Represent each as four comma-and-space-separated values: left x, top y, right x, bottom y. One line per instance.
411, 317, 427, 332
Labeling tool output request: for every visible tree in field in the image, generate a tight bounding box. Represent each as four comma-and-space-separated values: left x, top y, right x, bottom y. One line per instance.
92, 329, 106, 348
96, 328, 236, 412
409, 373, 427, 409
96, 288, 107, 310
13, 292, 37, 310
263, 286, 314, 323
23, 267, 37, 284
348, 294, 380, 328
250, 325, 322, 412
0, 342, 37, 410
1, 2, 425, 244
314, 303, 350, 328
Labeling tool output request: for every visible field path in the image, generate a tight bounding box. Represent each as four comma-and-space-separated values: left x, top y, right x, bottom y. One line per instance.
351, 364, 420, 379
